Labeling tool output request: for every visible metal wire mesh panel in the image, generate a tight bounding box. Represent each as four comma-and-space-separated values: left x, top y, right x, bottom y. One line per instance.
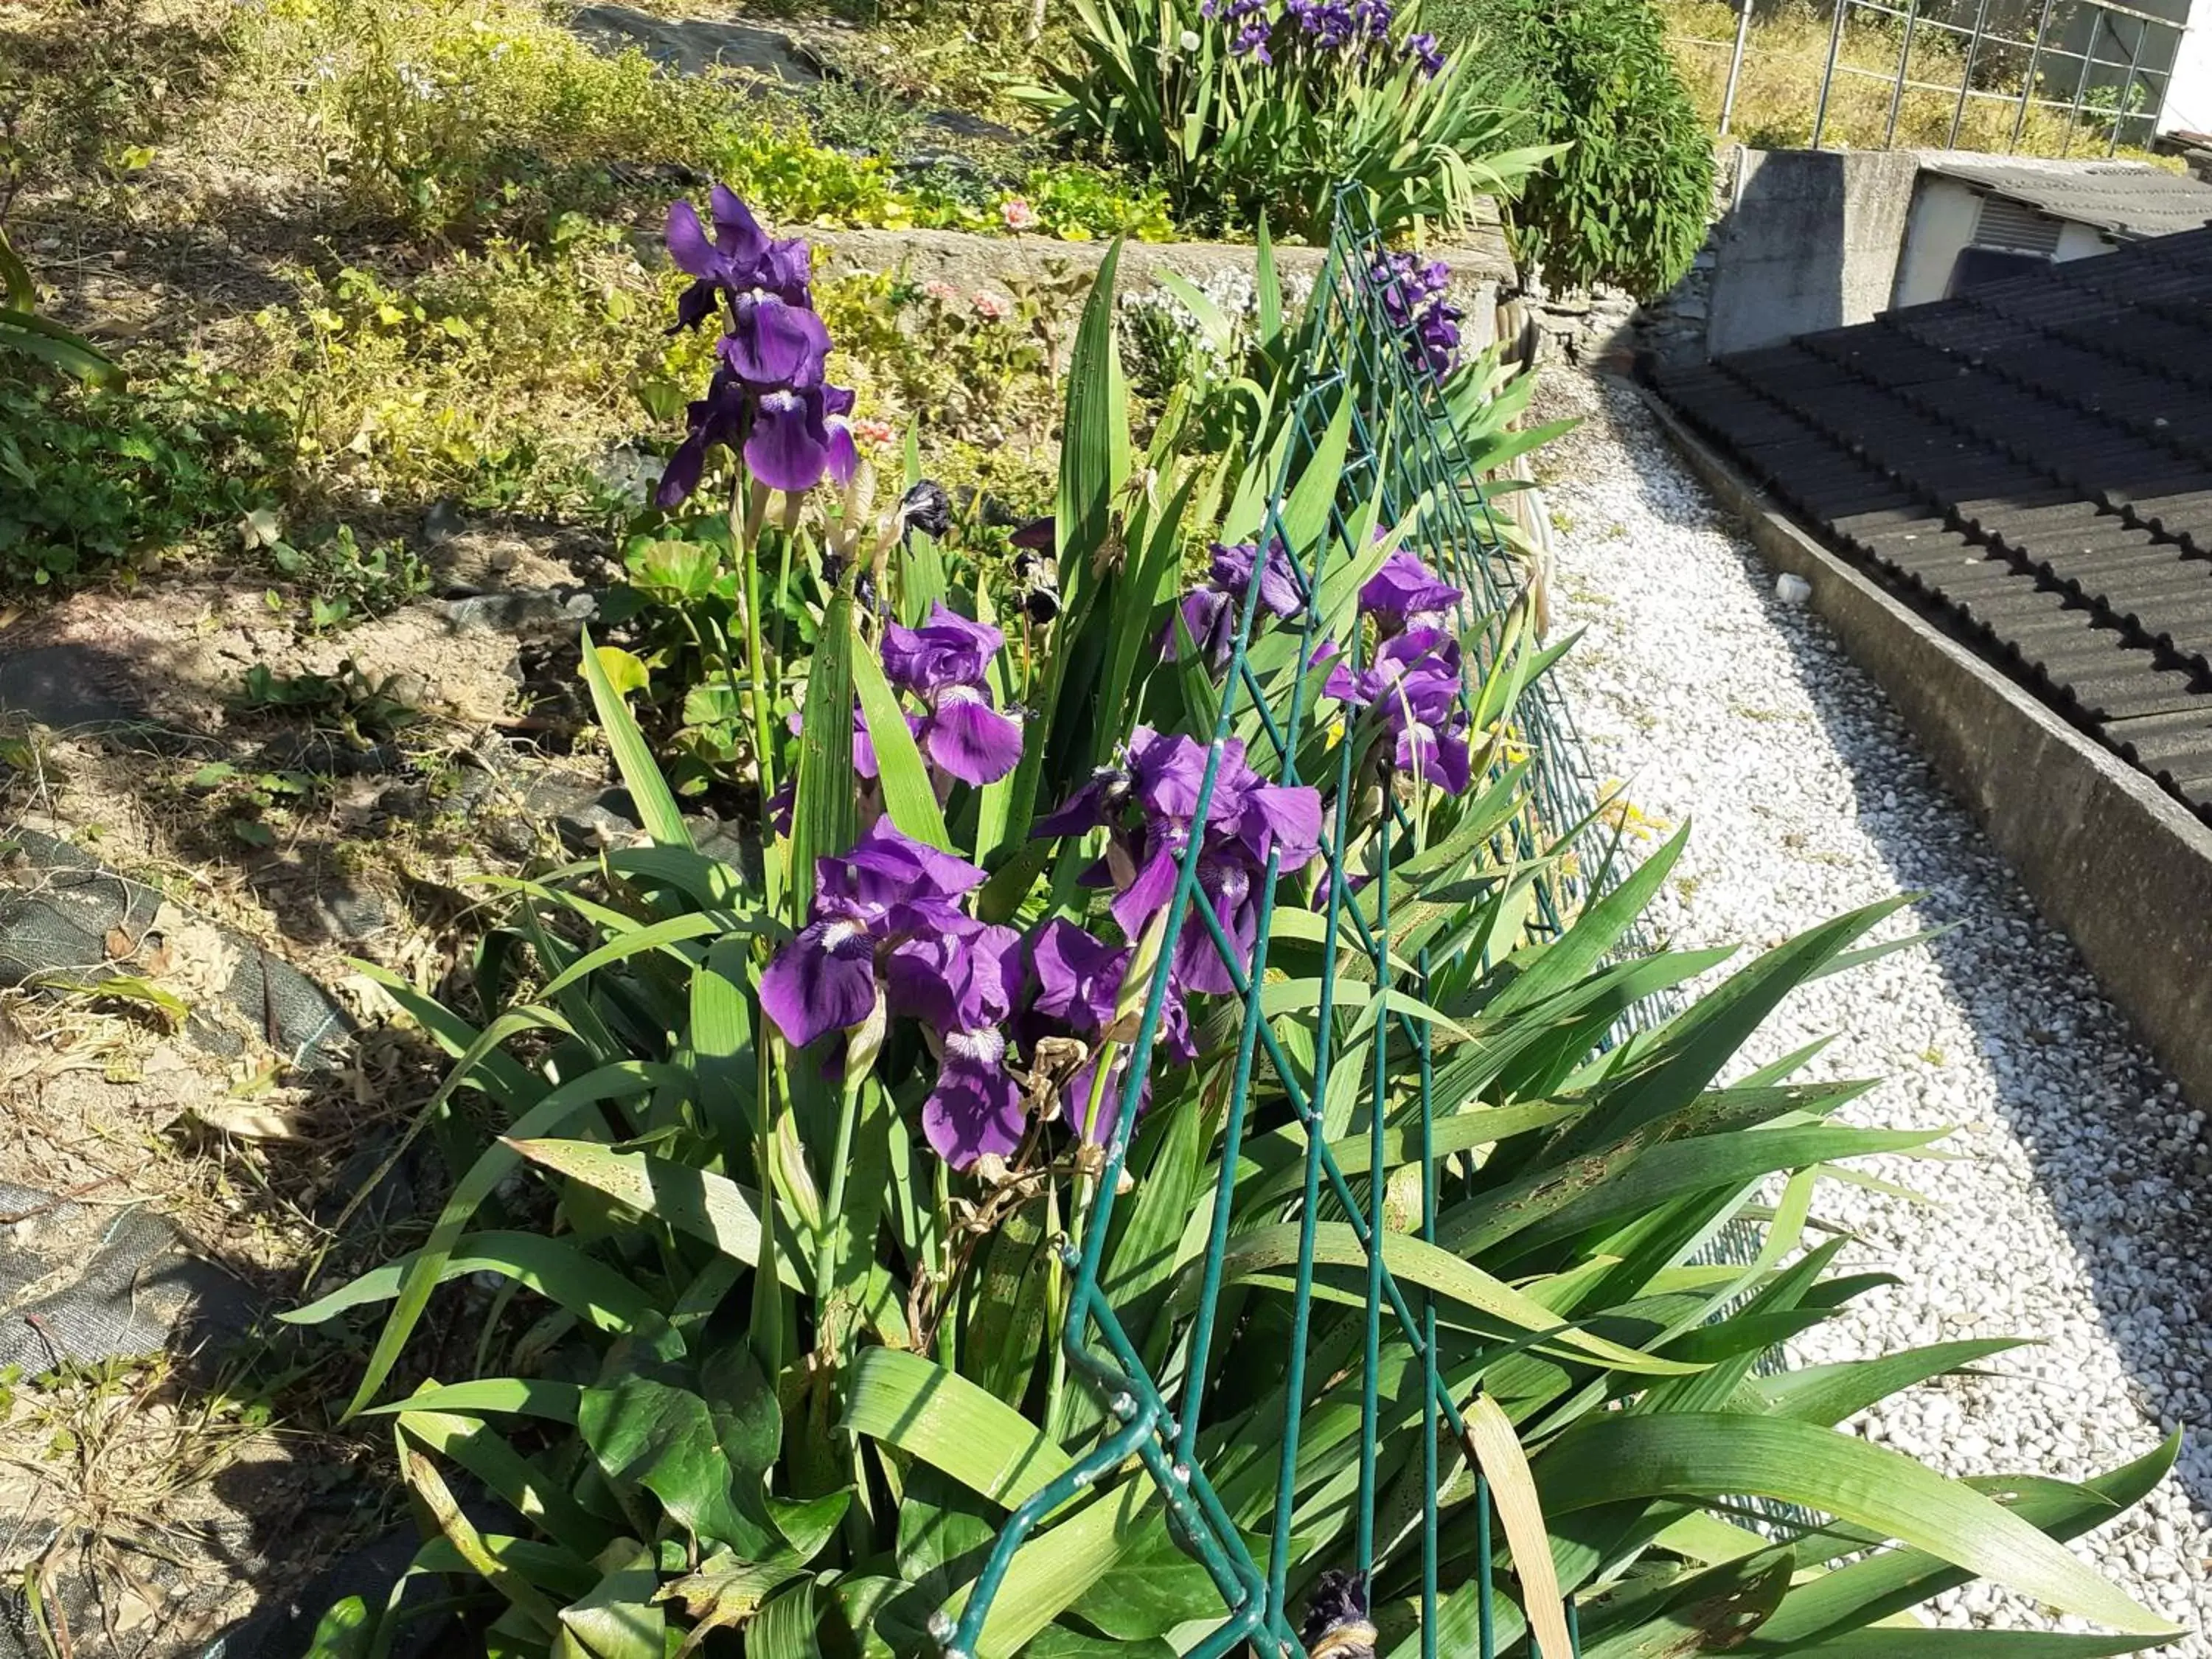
948, 198, 1659, 1658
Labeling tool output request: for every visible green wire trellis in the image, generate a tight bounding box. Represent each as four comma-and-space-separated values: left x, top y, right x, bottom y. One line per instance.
949, 195, 1685, 1659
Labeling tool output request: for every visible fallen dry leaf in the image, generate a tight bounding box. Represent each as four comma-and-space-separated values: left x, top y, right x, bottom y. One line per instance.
191, 1102, 313, 1141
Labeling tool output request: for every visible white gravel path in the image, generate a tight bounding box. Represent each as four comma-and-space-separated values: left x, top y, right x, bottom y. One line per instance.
1535, 369, 2212, 1651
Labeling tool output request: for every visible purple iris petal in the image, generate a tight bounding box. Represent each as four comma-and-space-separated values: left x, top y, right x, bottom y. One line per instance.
1398, 720, 1472, 794
666, 198, 720, 282
922, 1029, 1027, 1168
745, 388, 833, 494
723, 294, 830, 390
655, 372, 748, 508
759, 913, 879, 1047
1033, 768, 1127, 838
757, 235, 814, 307
1237, 781, 1324, 871
1174, 852, 1256, 996
883, 602, 1004, 693
655, 430, 711, 511
1029, 919, 1125, 1030
921, 686, 1023, 785
1109, 843, 1183, 942
1359, 550, 1464, 633
830, 818, 988, 911
672, 279, 720, 334
707, 184, 772, 276
1210, 540, 1305, 619
1128, 727, 1259, 830
886, 920, 1021, 1033
1161, 586, 1234, 666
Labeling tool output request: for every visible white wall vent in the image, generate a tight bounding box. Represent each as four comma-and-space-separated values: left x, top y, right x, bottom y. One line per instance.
1973, 194, 2066, 254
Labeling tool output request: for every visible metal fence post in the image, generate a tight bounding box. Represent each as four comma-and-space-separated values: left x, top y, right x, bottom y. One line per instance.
1719, 0, 1756, 136
2064, 9, 2104, 156
1814, 0, 1851, 147
1948, 0, 1993, 146
2110, 16, 2148, 154
2011, 0, 2061, 150
1885, 0, 1923, 146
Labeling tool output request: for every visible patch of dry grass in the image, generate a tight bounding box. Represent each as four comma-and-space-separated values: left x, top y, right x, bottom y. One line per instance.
1660, 0, 2173, 160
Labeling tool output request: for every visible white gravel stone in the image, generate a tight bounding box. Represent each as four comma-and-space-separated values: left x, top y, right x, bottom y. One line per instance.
1535, 369, 2212, 1655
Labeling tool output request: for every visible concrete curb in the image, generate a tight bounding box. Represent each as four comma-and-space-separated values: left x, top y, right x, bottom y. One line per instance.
1643, 388, 2212, 1110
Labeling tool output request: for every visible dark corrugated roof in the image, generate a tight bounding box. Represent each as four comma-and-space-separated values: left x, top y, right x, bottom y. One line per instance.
1647, 227, 2212, 824
1919, 155, 2212, 239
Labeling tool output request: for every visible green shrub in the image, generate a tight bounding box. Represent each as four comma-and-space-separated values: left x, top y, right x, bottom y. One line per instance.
1433, 0, 1714, 296
1022, 0, 1553, 240
0, 372, 287, 590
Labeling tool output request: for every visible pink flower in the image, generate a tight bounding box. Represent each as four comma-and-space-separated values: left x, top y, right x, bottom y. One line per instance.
921, 279, 961, 303
854, 417, 895, 445
1001, 197, 1038, 231
971, 290, 1012, 321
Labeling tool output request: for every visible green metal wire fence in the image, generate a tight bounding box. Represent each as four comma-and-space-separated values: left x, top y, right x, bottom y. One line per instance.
950, 196, 1676, 1659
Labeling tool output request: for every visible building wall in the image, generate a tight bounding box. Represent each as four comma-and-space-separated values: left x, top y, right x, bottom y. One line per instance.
2056, 220, 2118, 262
2160, 14, 2212, 136
1893, 176, 1987, 307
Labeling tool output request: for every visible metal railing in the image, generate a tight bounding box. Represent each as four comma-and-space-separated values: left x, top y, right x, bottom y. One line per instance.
1686, 0, 2181, 153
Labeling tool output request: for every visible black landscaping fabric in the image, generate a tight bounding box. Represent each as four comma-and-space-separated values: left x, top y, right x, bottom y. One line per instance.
1647, 226, 2212, 824
0, 830, 353, 1066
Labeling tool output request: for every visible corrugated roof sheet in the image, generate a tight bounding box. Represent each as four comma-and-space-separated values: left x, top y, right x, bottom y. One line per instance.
1918, 153, 2212, 238
1646, 227, 2212, 823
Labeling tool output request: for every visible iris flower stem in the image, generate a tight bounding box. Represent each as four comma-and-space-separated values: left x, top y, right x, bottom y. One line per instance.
815, 1007, 881, 1302
1043, 1169, 1068, 1432
730, 473, 778, 812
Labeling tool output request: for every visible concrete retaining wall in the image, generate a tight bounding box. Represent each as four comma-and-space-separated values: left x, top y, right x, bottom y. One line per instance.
1705, 148, 1921, 358
1646, 391, 2212, 1109
811, 221, 1513, 355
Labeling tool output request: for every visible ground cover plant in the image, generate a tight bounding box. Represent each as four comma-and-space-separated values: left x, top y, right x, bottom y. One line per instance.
279, 184, 2182, 1655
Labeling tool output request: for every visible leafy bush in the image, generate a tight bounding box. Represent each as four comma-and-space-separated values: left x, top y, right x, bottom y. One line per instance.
1431, 0, 1714, 296
0, 371, 286, 590
282, 190, 2174, 1655
1023, 0, 1552, 240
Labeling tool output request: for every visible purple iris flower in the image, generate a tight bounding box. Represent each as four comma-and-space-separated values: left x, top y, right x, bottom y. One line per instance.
654, 186, 862, 506
1324, 628, 1474, 795
1404, 29, 1444, 75
759, 822, 1028, 1170
667, 185, 813, 332
1164, 540, 1306, 669
1354, 0, 1394, 38
880, 602, 1023, 786
1358, 548, 1463, 635
759, 821, 994, 1047
1371, 252, 1461, 378
656, 369, 861, 506
1037, 727, 1322, 997
1023, 920, 1194, 1147
1231, 19, 1273, 58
